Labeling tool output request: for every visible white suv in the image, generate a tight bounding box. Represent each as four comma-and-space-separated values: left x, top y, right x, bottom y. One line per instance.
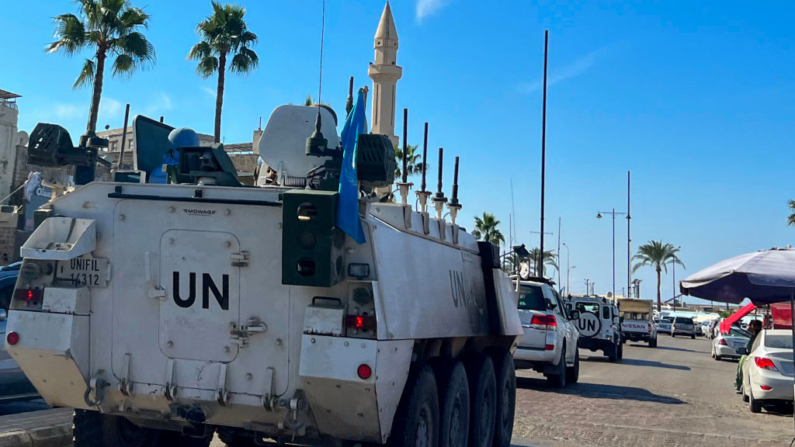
513, 278, 581, 388
671, 316, 696, 339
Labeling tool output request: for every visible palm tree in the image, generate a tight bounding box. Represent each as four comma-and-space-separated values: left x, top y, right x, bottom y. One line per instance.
471, 213, 505, 246
47, 0, 155, 137
188, 2, 258, 143
394, 144, 428, 179
632, 240, 685, 312
527, 248, 558, 277
787, 200, 795, 226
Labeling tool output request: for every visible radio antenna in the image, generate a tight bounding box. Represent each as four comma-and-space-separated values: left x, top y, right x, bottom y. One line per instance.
317, 0, 326, 105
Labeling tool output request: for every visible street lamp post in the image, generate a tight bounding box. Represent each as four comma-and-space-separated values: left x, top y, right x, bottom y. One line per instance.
562, 242, 574, 295
597, 209, 628, 302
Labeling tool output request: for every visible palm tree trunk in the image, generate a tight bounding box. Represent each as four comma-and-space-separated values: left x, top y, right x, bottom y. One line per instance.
86, 50, 106, 136
214, 52, 227, 143
656, 267, 662, 312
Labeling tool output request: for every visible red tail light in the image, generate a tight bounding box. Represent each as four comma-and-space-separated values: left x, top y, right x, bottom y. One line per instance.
718, 338, 728, 346
345, 315, 377, 332
754, 357, 778, 371
544, 344, 555, 351
648, 325, 652, 333
760, 385, 773, 391
6, 331, 19, 346
530, 314, 557, 327
14, 288, 43, 303
357, 364, 372, 380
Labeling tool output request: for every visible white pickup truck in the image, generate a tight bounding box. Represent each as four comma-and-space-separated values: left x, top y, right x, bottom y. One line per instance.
618, 298, 657, 347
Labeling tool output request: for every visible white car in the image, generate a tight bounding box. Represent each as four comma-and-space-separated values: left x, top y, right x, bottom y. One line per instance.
656, 317, 673, 334
514, 279, 581, 388
712, 327, 751, 360
740, 329, 794, 413
671, 316, 696, 338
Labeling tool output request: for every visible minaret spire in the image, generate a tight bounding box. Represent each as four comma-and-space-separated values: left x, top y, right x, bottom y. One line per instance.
368, 2, 402, 148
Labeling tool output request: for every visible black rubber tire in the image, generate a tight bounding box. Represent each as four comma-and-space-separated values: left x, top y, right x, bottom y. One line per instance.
607, 343, 617, 362
650, 338, 657, 348
565, 348, 580, 385
546, 349, 567, 388
749, 390, 762, 413
617, 341, 624, 360
388, 365, 440, 447
691, 334, 695, 339
73, 410, 160, 447
715, 354, 722, 361
492, 350, 516, 447
742, 387, 750, 403
467, 355, 497, 447
159, 430, 213, 447
217, 429, 259, 447
438, 361, 469, 447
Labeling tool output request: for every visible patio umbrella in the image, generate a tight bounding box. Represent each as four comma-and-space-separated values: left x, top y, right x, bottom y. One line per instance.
680, 247, 795, 430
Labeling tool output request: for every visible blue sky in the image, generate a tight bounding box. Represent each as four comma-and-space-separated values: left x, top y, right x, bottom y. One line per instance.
2, 1, 795, 303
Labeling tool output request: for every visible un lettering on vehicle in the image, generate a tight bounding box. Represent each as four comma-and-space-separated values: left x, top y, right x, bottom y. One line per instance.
57, 257, 109, 287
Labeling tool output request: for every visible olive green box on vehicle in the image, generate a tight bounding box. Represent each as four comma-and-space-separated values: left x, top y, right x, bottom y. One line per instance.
281, 190, 344, 288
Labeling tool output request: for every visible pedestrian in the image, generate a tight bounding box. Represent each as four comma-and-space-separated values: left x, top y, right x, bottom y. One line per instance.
735, 320, 763, 392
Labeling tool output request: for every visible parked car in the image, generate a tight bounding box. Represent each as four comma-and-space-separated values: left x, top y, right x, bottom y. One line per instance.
656, 316, 674, 334
514, 278, 581, 388
740, 329, 794, 413
712, 327, 751, 360
671, 316, 696, 338
705, 320, 719, 339
0, 262, 38, 403
695, 323, 704, 336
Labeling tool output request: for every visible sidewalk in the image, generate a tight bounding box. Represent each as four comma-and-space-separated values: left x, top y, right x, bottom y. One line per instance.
0, 408, 72, 447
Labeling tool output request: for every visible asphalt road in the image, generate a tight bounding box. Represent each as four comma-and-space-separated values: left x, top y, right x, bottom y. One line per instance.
513, 334, 794, 446
2, 334, 791, 446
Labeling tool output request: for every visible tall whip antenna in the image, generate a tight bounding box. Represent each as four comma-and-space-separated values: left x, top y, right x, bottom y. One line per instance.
318, 0, 326, 105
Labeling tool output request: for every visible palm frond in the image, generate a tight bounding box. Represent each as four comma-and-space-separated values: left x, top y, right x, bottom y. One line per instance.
230, 50, 257, 74
72, 58, 95, 89
111, 54, 134, 77
187, 42, 212, 61
119, 7, 149, 29
111, 31, 155, 71
47, 14, 86, 55
196, 56, 219, 78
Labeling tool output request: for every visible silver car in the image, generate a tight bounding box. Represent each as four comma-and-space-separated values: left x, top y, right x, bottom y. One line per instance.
671, 316, 696, 338
656, 317, 673, 334
740, 329, 794, 413
712, 327, 750, 360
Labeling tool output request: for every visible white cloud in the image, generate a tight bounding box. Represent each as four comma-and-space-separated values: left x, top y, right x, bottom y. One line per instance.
517, 46, 610, 94
416, 0, 451, 22
201, 86, 216, 97
54, 104, 83, 120
100, 97, 123, 119
144, 93, 174, 116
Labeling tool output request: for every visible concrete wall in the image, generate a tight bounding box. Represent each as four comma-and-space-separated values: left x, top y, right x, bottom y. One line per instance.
0, 102, 19, 199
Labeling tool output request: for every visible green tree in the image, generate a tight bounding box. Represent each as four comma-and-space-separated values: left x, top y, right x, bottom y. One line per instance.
47, 0, 155, 137
303, 95, 331, 107
471, 213, 505, 246
394, 144, 428, 179
188, 1, 258, 143
787, 200, 795, 226
632, 240, 685, 312
528, 248, 558, 277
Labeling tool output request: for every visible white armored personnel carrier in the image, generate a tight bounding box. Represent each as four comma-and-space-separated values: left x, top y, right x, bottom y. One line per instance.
5, 100, 523, 447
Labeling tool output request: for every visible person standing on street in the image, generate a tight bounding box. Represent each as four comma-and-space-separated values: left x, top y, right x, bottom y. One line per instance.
735, 320, 763, 392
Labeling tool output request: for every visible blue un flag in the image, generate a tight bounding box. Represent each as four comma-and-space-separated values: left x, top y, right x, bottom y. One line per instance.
336, 89, 367, 244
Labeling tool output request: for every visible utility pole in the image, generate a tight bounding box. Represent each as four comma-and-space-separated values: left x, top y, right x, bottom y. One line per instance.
539, 30, 549, 275
563, 242, 573, 296
557, 217, 562, 288
585, 278, 590, 295
627, 171, 632, 298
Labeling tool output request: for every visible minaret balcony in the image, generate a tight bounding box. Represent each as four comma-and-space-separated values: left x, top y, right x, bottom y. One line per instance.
368, 63, 403, 82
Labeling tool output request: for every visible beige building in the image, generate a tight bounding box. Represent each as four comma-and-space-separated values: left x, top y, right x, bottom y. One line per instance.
368, 2, 402, 148
0, 89, 21, 200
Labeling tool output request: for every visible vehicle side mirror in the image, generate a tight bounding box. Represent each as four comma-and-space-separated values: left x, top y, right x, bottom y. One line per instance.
736, 347, 748, 356
0, 309, 6, 322
569, 310, 580, 320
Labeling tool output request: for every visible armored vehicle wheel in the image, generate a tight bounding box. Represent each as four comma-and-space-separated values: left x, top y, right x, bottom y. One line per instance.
438, 361, 469, 447
388, 365, 440, 447
467, 355, 496, 447
159, 430, 213, 447
546, 349, 566, 388
492, 350, 516, 447
73, 410, 160, 447
565, 349, 579, 385
218, 428, 259, 447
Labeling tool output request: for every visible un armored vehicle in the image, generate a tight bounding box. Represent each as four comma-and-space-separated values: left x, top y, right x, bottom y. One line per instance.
4, 100, 523, 447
